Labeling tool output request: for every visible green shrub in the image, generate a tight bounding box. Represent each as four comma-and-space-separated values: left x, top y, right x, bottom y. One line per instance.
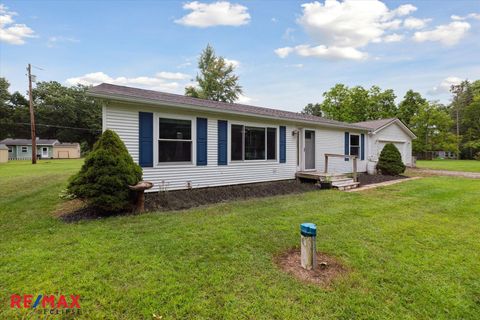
376, 143, 406, 175
475, 152, 480, 161
67, 130, 142, 213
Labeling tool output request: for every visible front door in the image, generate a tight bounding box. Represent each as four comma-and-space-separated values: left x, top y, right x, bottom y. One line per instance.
41, 147, 48, 158
304, 130, 315, 170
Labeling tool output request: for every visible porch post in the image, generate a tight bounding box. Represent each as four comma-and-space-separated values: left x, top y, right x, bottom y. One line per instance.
353, 157, 357, 182
324, 154, 328, 173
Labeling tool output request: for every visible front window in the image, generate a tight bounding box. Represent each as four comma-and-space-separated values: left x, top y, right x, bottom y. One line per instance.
231, 125, 277, 161
158, 118, 192, 163
21, 146, 28, 153
350, 134, 360, 157
8, 147, 12, 153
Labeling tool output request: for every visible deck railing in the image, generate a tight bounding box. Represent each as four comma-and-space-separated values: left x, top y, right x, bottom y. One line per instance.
324, 153, 358, 182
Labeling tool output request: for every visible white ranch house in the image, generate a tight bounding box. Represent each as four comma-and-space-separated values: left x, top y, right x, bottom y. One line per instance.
89, 83, 415, 192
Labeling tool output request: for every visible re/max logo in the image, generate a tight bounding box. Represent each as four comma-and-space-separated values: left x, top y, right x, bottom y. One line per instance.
10, 294, 81, 309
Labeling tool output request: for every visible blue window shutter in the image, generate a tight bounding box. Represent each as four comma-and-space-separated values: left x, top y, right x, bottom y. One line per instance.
360, 133, 365, 161
139, 112, 153, 167
344, 132, 350, 161
279, 126, 286, 163
218, 120, 228, 165
196, 118, 208, 166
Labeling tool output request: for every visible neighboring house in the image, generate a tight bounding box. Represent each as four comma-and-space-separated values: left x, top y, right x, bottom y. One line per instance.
0, 138, 81, 160
53, 142, 81, 159
88, 83, 414, 192
354, 118, 416, 167
433, 151, 456, 159
0, 144, 8, 163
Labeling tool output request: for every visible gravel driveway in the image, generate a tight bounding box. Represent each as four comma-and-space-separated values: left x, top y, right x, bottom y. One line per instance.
410, 168, 480, 179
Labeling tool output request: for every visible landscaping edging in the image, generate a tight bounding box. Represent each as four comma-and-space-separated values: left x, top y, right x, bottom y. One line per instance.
346, 176, 422, 192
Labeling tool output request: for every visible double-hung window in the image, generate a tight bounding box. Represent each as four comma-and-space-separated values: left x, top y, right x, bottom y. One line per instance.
158, 118, 192, 163
350, 134, 360, 157
21, 146, 28, 153
231, 125, 277, 161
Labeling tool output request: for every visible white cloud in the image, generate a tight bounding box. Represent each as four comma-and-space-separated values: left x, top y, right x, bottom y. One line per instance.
155, 71, 190, 80
451, 13, 480, 21
65, 71, 192, 92
224, 58, 240, 68
175, 1, 250, 27
275, 44, 367, 60
390, 4, 417, 17
274, 47, 294, 58
0, 4, 35, 45
413, 21, 471, 46
47, 36, 79, 48
429, 76, 464, 95
237, 94, 252, 104
403, 17, 431, 29
275, 0, 418, 60
383, 33, 404, 43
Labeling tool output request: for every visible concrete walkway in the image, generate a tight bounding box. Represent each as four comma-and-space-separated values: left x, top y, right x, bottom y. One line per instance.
346, 177, 422, 192
410, 168, 480, 179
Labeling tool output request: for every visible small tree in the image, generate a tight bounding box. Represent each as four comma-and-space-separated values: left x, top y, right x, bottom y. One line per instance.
68, 130, 142, 213
185, 44, 242, 103
376, 143, 406, 175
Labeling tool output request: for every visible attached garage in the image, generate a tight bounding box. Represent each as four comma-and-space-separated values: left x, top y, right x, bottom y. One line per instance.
354, 118, 416, 167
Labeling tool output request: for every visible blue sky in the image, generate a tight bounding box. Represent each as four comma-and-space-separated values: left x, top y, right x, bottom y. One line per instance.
1, 0, 479, 112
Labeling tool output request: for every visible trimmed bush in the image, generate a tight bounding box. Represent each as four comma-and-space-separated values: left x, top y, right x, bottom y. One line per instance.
376, 143, 406, 175
68, 130, 142, 213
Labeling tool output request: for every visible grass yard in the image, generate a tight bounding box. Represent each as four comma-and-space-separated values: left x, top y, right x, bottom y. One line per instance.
417, 159, 480, 172
1, 160, 480, 319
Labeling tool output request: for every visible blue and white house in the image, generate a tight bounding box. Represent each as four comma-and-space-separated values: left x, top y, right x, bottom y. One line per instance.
89, 83, 415, 192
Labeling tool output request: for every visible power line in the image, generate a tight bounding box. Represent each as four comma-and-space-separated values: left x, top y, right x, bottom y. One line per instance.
0, 122, 101, 132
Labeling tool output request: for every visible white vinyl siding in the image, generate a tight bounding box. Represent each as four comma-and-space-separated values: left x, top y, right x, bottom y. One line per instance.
315, 128, 367, 174
104, 103, 372, 192
104, 104, 298, 192
367, 121, 413, 166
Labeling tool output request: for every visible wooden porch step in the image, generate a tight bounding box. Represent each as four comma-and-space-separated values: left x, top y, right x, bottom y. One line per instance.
334, 181, 360, 191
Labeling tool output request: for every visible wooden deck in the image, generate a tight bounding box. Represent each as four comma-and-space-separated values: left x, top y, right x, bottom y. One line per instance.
295, 170, 360, 190
295, 171, 349, 181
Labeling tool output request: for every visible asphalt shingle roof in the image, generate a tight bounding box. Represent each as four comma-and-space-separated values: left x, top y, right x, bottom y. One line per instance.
88, 83, 369, 130
0, 138, 59, 146
353, 118, 397, 131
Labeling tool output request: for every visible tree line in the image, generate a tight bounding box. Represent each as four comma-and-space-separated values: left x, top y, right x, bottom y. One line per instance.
302, 82, 480, 159
1, 44, 478, 159
0, 78, 102, 152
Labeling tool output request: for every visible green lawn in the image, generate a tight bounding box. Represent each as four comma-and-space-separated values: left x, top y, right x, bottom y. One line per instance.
417, 159, 480, 172
1, 160, 480, 319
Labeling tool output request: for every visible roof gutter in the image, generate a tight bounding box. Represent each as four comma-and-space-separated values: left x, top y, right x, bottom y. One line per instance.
88, 91, 371, 132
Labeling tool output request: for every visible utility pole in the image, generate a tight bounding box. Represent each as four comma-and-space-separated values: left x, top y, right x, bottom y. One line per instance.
27, 63, 36, 164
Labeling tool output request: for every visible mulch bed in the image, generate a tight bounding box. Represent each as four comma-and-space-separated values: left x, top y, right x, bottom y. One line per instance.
275, 248, 348, 288
358, 173, 407, 186
145, 180, 318, 212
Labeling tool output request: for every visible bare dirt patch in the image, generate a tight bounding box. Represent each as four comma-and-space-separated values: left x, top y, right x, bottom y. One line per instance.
145, 180, 318, 212
275, 248, 348, 288
54, 199, 135, 223
52, 199, 86, 218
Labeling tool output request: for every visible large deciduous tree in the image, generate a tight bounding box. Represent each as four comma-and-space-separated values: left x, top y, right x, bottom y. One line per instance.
397, 90, 427, 126
185, 45, 242, 103
410, 102, 458, 155
302, 84, 397, 122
